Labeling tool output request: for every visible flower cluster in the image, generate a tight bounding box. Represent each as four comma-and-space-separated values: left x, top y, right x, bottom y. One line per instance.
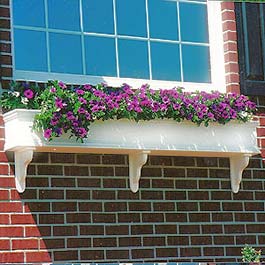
0, 80, 257, 141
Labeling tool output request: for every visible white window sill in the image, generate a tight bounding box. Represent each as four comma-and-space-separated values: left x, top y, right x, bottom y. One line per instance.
4, 109, 260, 194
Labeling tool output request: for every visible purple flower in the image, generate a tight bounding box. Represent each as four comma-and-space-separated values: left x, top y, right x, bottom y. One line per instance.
78, 107, 86, 114
50, 119, 59, 126
44, 129, 52, 139
55, 98, 64, 109
77, 127, 87, 138
24, 89, 34, 99
83, 84, 92, 90
76, 89, 85, 95
58, 81, 67, 89
55, 127, 63, 136
78, 97, 87, 104
50, 86, 56, 93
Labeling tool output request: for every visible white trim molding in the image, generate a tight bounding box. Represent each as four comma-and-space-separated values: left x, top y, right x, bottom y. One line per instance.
4, 109, 260, 194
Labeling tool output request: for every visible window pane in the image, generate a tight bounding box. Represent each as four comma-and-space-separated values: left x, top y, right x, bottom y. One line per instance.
13, 0, 45, 27
50, 33, 83, 74
148, 0, 178, 40
180, 3, 208, 43
14, 29, 47, 71
85, 36, 117, 76
119, 39, 149, 79
48, 0, 80, 31
82, 0, 114, 34
151, 42, 181, 81
116, 0, 147, 37
182, 44, 211, 83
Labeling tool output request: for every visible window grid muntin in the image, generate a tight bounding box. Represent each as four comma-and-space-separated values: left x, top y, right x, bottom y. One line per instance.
12, 0, 209, 82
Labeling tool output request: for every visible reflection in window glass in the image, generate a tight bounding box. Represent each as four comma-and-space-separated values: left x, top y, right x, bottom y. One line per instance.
119, 39, 149, 79
48, 0, 80, 31
116, 0, 147, 37
13, 0, 45, 27
82, 0, 114, 34
148, 0, 178, 40
151, 42, 181, 81
85, 36, 117, 76
182, 45, 211, 83
49, 33, 83, 74
180, 3, 208, 43
12, 0, 212, 84
14, 29, 47, 71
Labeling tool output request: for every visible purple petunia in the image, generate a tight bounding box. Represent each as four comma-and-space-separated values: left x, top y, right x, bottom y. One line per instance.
58, 81, 67, 89
44, 129, 52, 139
24, 89, 34, 99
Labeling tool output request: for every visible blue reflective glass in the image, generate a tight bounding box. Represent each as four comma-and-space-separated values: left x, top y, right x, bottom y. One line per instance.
82, 0, 114, 34
85, 36, 117, 76
13, 0, 45, 27
180, 3, 208, 43
49, 33, 83, 74
148, 0, 178, 40
116, 0, 147, 37
119, 39, 149, 79
14, 29, 47, 71
151, 42, 180, 81
48, 0, 80, 31
182, 44, 211, 83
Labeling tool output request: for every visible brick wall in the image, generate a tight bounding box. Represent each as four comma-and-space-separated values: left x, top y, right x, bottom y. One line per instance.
1, 0, 265, 263
0, 148, 265, 263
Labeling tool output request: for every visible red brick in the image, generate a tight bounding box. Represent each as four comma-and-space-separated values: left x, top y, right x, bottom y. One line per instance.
191, 236, 212, 245
0, 214, 9, 224
0, 202, 22, 213
221, 2, 235, 10
0, 189, 8, 200
11, 214, 36, 224
224, 224, 245, 234
80, 225, 104, 235
1, 67, 12, 77
0, 19, 10, 29
257, 128, 265, 137
0, 7, 10, 17
168, 236, 189, 246
80, 250, 104, 260
132, 225, 153, 235
214, 236, 234, 245
67, 238, 91, 248
202, 225, 223, 234
223, 21, 237, 32
0, 152, 8, 162
156, 248, 178, 257
106, 249, 129, 259
12, 239, 38, 250
165, 213, 187, 222
54, 250, 78, 261
0, 239, 10, 250
93, 237, 117, 247
225, 63, 239, 73
106, 225, 129, 235
119, 237, 141, 247
25, 226, 41, 237
200, 202, 220, 211
226, 73, 239, 83
26, 251, 51, 263
189, 213, 210, 223
0, 226, 23, 237
212, 213, 233, 222
226, 84, 240, 94
53, 226, 77, 236
131, 249, 154, 259
0, 252, 24, 263
0, 164, 9, 175
224, 42, 237, 53
179, 225, 200, 234
204, 247, 224, 256
180, 247, 201, 257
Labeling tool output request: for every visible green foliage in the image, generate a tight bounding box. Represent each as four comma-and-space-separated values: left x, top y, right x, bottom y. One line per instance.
0, 80, 257, 141
242, 245, 262, 262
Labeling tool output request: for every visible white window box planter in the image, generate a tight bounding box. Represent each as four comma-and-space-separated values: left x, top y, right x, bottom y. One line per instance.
3, 109, 260, 194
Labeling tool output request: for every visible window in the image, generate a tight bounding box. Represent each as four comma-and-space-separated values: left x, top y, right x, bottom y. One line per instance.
236, 2, 265, 96
11, 0, 225, 92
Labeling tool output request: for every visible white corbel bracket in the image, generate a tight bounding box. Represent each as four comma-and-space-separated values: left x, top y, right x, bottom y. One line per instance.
14, 148, 34, 193
129, 151, 149, 193
230, 155, 250, 193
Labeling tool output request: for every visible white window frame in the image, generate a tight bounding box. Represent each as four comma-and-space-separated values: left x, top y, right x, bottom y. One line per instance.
10, 0, 226, 93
